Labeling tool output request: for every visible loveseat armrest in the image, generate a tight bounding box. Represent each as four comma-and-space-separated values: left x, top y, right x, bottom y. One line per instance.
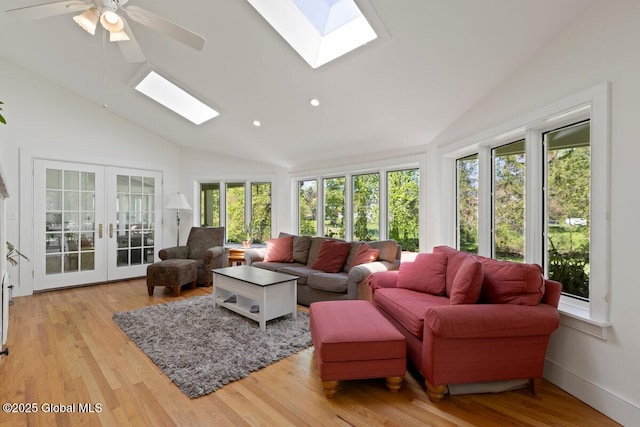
425, 303, 560, 339
343, 261, 395, 299
244, 247, 267, 265
367, 270, 400, 294
158, 246, 190, 260
541, 279, 562, 308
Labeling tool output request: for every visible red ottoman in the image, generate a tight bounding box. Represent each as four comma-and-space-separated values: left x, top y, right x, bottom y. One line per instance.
310, 300, 406, 398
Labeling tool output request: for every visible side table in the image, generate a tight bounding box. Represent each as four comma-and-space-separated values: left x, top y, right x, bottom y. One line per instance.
228, 248, 248, 267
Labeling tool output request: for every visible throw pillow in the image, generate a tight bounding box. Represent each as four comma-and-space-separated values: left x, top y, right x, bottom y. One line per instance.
449, 256, 484, 304
311, 240, 352, 273
479, 258, 545, 305
396, 252, 447, 295
263, 236, 294, 263
350, 243, 380, 267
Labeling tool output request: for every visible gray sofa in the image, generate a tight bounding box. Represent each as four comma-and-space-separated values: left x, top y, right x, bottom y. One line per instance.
244, 233, 400, 306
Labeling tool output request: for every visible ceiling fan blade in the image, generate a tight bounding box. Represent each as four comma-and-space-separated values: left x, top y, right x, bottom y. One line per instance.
117, 18, 146, 63
121, 5, 205, 51
5, 0, 90, 21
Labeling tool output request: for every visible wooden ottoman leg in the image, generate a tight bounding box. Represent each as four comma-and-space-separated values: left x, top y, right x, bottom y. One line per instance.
386, 376, 403, 393
147, 285, 154, 296
322, 381, 339, 398
190, 279, 197, 290
173, 285, 181, 297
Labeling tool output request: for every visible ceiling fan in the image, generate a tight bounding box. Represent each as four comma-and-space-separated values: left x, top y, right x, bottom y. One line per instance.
6, 0, 205, 63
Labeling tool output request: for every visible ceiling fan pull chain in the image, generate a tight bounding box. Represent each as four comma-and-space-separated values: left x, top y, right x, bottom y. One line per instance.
102, 29, 109, 109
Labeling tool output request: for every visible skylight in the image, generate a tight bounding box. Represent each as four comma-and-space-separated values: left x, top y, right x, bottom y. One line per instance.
134, 71, 219, 125
247, 0, 378, 69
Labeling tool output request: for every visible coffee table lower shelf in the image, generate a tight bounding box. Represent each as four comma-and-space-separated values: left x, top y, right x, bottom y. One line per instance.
212, 266, 298, 331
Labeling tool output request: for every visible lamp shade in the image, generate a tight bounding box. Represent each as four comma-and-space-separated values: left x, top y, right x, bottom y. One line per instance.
73, 8, 99, 35
100, 8, 124, 33
165, 193, 192, 210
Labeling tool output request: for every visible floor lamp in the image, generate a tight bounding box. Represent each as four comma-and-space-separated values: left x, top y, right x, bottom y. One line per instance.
165, 192, 192, 246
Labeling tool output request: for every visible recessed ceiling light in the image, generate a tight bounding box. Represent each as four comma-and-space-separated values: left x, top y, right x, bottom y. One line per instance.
310, 98, 320, 107
134, 70, 219, 125
253, 120, 261, 127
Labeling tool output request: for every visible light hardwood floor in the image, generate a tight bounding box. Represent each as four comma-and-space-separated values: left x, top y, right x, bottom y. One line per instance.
0, 279, 620, 427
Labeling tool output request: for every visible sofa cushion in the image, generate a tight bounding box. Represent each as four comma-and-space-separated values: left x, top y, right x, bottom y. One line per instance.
275, 264, 316, 285
449, 256, 484, 304
433, 245, 474, 297
307, 237, 335, 266
478, 258, 545, 306
264, 236, 294, 262
396, 252, 446, 295
374, 288, 449, 338
307, 272, 349, 293
311, 240, 352, 273
279, 232, 312, 264
346, 243, 379, 270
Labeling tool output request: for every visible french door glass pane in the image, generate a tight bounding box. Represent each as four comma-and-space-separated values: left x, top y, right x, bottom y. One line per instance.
299, 180, 318, 236
352, 173, 379, 241
492, 140, 525, 261
457, 154, 479, 253
387, 169, 419, 252
45, 168, 96, 274
323, 177, 345, 239
116, 174, 156, 267
545, 121, 590, 300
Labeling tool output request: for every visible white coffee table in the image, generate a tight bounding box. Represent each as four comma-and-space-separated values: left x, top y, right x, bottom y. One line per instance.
212, 265, 298, 331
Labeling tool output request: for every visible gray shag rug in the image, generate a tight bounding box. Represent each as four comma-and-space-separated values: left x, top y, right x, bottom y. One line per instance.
113, 295, 311, 399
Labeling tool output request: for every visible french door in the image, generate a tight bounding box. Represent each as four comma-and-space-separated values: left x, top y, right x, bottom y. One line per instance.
34, 160, 162, 291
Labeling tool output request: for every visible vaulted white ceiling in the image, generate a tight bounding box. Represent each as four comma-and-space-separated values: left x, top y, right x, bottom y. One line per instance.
0, 0, 596, 168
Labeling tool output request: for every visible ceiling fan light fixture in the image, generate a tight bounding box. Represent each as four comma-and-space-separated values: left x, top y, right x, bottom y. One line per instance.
100, 8, 124, 33
110, 30, 130, 42
72, 8, 99, 35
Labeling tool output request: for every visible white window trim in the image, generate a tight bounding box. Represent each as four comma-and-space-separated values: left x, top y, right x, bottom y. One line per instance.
440, 82, 612, 339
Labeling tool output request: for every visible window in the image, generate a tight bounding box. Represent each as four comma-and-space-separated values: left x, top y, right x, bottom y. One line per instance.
387, 169, 419, 251
225, 183, 245, 243
457, 154, 479, 254
251, 182, 272, 244
323, 177, 345, 239
545, 121, 590, 300
445, 83, 610, 336
492, 139, 526, 261
199, 180, 272, 244
295, 165, 420, 249
299, 180, 318, 236
352, 173, 379, 241
201, 183, 220, 227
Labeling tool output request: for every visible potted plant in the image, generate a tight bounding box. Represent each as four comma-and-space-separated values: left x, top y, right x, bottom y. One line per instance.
242, 222, 254, 248
0, 101, 6, 124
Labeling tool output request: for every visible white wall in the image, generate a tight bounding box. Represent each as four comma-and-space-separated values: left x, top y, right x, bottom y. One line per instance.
430, 1, 640, 424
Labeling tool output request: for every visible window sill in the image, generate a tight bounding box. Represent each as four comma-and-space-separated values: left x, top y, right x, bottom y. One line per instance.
558, 301, 612, 340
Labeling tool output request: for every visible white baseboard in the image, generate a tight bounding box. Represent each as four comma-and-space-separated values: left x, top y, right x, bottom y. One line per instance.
544, 359, 639, 426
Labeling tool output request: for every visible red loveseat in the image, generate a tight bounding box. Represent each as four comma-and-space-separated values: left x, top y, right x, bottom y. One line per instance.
368, 245, 561, 401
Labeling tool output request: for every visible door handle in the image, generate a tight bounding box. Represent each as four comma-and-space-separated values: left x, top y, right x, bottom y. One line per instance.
98, 224, 103, 239
109, 223, 114, 239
